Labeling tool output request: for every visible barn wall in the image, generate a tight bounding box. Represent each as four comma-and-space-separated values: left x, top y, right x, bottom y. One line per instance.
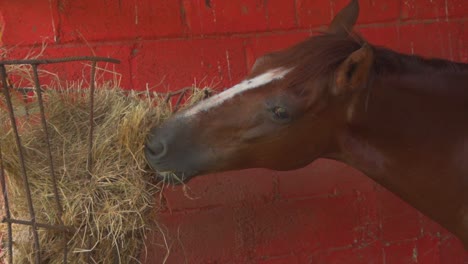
1, 0, 467, 263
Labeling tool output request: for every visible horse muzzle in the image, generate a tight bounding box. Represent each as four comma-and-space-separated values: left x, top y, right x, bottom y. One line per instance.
144, 117, 207, 184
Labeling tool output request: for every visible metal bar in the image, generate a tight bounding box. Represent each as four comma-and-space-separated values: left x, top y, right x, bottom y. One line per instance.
164, 87, 191, 103
0, 57, 120, 263
0, 144, 13, 264
87, 61, 97, 178
164, 87, 192, 113
2, 218, 75, 232
3, 86, 205, 100
0, 56, 120, 65
31, 65, 64, 219
86, 61, 97, 264
0, 65, 41, 263
173, 89, 188, 113
31, 64, 69, 264
0, 87, 34, 94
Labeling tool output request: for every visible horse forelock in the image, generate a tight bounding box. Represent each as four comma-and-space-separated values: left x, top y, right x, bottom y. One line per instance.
181, 67, 293, 118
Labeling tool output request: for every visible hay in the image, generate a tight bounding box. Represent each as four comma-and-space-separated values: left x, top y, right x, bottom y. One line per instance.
0, 63, 210, 262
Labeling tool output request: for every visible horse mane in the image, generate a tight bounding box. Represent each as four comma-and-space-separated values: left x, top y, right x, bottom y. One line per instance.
276, 32, 468, 88
372, 46, 468, 75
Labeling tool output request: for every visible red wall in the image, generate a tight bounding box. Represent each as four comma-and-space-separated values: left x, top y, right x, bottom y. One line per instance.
1, 0, 467, 263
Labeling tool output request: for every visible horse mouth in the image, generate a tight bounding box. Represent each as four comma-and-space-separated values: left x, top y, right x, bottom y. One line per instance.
153, 170, 198, 185
145, 152, 199, 185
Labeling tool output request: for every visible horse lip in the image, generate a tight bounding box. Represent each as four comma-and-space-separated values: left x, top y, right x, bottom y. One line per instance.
145, 156, 199, 184
154, 170, 198, 185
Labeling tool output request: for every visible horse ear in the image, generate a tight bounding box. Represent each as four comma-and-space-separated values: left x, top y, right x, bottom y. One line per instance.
328, 0, 359, 36
251, 53, 275, 74
332, 44, 373, 95
251, 56, 267, 73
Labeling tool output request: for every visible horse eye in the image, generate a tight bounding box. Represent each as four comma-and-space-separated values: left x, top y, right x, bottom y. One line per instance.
272, 106, 290, 120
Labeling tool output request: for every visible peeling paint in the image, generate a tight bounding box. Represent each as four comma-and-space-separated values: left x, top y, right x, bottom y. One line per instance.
444, 0, 449, 22
226, 50, 232, 82
48, 0, 58, 43
412, 246, 418, 262
0, 11, 4, 46
134, 4, 139, 25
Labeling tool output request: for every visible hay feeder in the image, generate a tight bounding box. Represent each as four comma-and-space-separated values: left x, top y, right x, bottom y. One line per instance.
0, 56, 207, 263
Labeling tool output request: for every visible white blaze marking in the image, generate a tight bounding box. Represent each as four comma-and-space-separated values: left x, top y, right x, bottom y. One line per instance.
182, 67, 292, 117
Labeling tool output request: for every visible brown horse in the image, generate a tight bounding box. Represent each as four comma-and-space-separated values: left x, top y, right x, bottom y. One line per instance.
145, 0, 468, 249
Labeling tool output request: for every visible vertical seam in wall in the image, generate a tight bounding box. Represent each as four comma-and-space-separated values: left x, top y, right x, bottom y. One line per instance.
444, 0, 449, 22
128, 41, 139, 90
57, 0, 62, 43
264, 0, 270, 30
179, 0, 189, 37
51, 0, 62, 43
330, 0, 336, 22
294, 0, 299, 27
48, 0, 57, 43
396, 0, 403, 51
243, 39, 250, 74
382, 247, 386, 264
444, 0, 454, 60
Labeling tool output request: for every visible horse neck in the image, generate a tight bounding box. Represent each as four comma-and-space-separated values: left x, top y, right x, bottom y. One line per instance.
331, 61, 468, 239
335, 50, 468, 178
337, 73, 468, 175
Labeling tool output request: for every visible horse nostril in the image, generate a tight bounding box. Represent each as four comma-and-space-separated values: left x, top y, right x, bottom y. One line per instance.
146, 140, 167, 160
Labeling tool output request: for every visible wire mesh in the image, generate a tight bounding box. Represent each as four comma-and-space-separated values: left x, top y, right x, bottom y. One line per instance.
0, 55, 202, 263
0, 56, 119, 264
